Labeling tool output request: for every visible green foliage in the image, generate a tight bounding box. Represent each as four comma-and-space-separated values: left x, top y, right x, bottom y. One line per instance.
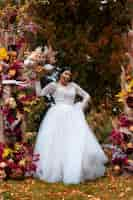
87, 108, 113, 143
22, 0, 131, 102
1, 192, 12, 200
0, 0, 132, 102
0, 0, 5, 7
25, 98, 47, 132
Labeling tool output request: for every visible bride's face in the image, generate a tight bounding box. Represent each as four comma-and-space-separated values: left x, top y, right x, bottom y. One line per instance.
60, 70, 72, 84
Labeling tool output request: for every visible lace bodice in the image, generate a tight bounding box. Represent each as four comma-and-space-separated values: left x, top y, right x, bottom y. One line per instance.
35, 81, 91, 109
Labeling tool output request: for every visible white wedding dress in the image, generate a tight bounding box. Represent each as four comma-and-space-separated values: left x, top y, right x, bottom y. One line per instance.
34, 81, 108, 184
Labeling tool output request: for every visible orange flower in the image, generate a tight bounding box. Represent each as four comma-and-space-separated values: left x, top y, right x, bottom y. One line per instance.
126, 75, 132, 81
18, 93, 26, 100
113, 165, 121, 175
8, 69, 16, 77
0, 64, 3, 73
35, 65, 43, 73
127, 159, 133, 164
127, 142, 133, 148
129, 126, 133, 132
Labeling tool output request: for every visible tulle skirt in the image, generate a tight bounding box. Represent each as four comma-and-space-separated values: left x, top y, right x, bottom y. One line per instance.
34, 103, 108, 184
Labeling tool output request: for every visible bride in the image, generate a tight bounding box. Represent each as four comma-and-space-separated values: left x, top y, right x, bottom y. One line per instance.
33, 68, 108, 184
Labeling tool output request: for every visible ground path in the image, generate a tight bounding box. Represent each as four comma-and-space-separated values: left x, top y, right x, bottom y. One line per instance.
0, 171, 132, 200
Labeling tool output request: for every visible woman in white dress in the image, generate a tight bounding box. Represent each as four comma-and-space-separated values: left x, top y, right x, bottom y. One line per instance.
34, 69, 108, 184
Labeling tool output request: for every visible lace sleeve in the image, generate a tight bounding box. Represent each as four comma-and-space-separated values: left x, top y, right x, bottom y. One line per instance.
73, 82, 91, 110
35, 81, 56, 96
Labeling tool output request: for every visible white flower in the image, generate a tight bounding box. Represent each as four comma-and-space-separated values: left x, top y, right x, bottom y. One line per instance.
24, 58, 35, 67
5, 97, 16, 108
44, 64, 55, 71
0, 162, 7, 168
101, 0, 108, 4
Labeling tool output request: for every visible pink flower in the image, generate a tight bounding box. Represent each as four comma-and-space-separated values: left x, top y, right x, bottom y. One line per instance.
118, 114, 133, 127
110, 129, 124, 145
0, 162, 7, 168
11, 61, 23, 70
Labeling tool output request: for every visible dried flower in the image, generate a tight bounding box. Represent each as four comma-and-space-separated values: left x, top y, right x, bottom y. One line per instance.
0, 169, 6, 180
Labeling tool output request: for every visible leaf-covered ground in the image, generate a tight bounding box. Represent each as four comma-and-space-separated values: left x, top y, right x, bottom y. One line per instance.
0, 171, 132, 200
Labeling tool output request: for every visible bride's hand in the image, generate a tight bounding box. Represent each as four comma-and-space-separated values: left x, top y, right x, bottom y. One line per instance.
75, 102, 83, 110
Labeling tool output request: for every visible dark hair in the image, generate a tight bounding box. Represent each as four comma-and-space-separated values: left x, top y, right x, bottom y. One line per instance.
8, 45, 17, 52
57, 66, 72, 81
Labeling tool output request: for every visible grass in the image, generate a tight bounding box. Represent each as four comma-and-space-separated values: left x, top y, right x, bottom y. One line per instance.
0, 170, 132, 200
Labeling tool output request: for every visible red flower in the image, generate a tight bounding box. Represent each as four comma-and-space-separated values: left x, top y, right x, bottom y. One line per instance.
110, 129, 124, 145
118, 114, 133, 127
7, 115, 15, 124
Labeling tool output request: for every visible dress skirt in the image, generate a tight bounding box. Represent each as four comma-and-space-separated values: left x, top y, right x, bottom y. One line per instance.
34, 103, 108, 184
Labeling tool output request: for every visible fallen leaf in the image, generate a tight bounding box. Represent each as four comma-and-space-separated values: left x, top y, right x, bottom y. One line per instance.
119, 192, 125, 198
